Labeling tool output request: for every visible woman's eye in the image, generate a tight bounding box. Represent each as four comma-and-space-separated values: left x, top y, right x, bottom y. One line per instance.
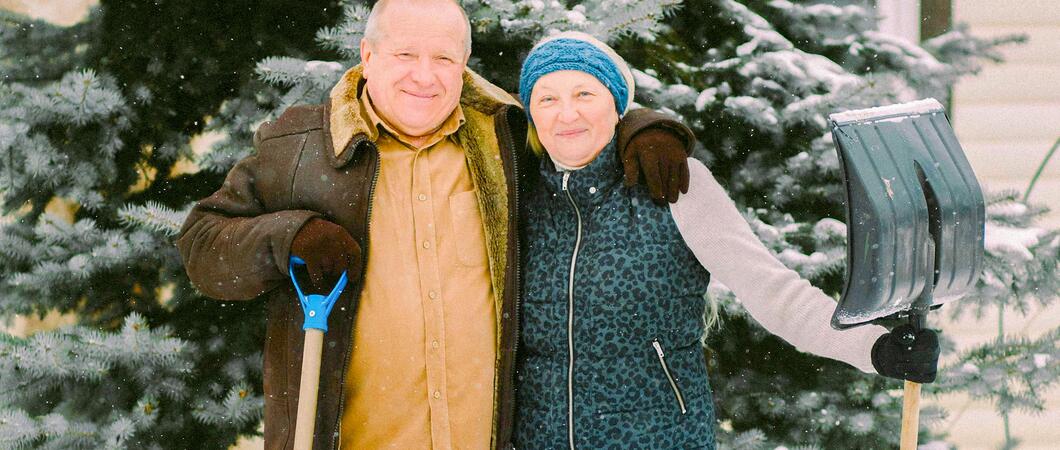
539, 96, 555, 104
577, 91, 594, 97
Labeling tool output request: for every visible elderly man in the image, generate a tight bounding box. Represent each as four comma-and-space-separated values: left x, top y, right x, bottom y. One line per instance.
176, 0, 693, 449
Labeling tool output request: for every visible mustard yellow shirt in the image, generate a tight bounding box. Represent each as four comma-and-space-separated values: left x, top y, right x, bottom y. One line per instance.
340, 90, 496, 450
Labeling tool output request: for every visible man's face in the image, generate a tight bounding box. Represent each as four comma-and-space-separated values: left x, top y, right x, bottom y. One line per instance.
360, 2, 468, 138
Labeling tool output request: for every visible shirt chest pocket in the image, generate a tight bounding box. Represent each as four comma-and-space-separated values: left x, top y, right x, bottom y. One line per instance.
449, 189, 489, 268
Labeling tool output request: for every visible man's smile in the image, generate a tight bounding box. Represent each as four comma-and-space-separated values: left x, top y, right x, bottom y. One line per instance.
402, 89, 438, 100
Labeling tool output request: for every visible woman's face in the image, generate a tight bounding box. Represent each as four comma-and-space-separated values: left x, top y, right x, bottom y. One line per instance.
528, 70, 619, 167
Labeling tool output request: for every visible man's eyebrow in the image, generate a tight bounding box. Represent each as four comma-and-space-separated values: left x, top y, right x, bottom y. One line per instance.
431, 47, 461, 57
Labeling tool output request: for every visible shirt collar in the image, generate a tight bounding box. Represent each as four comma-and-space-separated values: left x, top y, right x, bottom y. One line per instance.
360, 88, 466, 150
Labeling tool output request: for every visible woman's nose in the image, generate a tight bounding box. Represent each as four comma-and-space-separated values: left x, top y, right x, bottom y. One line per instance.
557, 102, 580, 123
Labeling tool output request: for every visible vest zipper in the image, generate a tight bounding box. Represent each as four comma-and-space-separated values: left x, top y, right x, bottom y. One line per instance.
561, 171, 583, 450
331, 143, 380, 449
652, 339, 687, 415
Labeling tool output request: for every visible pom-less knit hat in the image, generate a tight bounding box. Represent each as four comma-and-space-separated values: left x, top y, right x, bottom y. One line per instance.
519, 31, 635, 124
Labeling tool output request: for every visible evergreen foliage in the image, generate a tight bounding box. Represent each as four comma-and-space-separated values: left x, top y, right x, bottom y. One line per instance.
0, 1, 1053, 448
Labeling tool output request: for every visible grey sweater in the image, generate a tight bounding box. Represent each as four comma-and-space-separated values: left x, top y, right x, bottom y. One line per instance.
670, 158, 886, 373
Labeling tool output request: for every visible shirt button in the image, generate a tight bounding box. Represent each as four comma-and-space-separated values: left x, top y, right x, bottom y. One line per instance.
418, 194, 427, 201
422, 241, 431, 249
431, 340, 440, 349
589, 186, 597, 194
433, 391, 441, 399
429, 291, 438, 299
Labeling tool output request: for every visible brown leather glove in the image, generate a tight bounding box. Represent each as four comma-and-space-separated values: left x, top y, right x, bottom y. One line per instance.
622, 127, 691, 205
289, 218, 362, 293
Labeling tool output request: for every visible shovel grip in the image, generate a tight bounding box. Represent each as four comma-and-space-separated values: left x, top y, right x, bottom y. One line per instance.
289, 256, 348, 332
293, 329, 325, 450
900, 380, 921, 450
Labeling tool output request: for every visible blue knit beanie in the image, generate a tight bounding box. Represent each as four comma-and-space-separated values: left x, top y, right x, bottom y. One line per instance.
519, 31, 635, 124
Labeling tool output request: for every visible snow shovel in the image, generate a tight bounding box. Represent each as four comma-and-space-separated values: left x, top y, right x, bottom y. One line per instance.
288, 255, 348, 450
827, 99, 985, 450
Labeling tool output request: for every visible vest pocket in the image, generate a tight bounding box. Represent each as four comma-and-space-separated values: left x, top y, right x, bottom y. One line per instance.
449, 189, 489, 267
651, 339, 688, 415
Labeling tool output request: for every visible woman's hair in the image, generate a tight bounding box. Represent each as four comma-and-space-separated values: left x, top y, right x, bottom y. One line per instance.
703, 293, 720, 341
525, 123, 545, 157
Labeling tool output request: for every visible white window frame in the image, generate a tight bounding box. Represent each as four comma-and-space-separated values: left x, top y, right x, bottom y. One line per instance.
875, 0, 922, 43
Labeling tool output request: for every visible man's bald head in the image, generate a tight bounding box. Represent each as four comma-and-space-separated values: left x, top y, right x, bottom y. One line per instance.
363, 0, 472, 58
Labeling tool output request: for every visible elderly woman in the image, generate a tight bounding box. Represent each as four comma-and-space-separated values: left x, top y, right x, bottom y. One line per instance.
512, 32, 941, 449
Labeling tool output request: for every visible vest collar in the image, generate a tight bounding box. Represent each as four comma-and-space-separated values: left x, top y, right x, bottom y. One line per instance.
540, 138, 623, 207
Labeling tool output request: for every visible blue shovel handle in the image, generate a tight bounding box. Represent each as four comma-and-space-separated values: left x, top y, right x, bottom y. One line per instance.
288, 255, 348, 332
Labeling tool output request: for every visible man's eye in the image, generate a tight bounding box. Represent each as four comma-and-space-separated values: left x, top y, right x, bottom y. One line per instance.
396, 53, 414, 60
436, 56, 454, 63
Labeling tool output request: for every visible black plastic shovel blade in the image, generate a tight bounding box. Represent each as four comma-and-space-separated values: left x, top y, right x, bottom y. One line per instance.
828, 99, 986, 329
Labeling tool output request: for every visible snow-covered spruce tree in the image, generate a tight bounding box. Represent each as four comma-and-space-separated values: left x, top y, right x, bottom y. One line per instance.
0, 2, 338, 447
2, 1, 1052, 449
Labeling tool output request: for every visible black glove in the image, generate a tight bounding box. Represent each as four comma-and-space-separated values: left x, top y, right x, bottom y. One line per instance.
622, 127, 690, 205
871, 324, 941, 383
289, 218, 362, 293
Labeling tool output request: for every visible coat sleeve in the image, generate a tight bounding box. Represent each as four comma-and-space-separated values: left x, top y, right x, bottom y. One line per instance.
669, 157, 886, 374
174, 132, 322, 301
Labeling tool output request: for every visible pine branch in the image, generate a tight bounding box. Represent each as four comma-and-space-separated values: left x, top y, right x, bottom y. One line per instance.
118, 201, 189, 238
190, 383, 263, 428
931, 328, 1060, 416
255, 57, 343, 91
315, 2, 370, 60
590, 0, 683, 41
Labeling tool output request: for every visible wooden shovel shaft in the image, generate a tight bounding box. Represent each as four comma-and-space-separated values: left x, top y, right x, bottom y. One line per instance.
900, 380, 922, 450
294, 329, 325, 450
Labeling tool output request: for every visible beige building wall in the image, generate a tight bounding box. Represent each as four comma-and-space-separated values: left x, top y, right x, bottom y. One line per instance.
0, 0, 95, 26
933, 2, 1060, 450
953, 1, 1060, 229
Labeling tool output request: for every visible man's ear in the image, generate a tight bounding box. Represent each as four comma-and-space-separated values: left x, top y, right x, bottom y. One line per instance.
360, 38, 373, 77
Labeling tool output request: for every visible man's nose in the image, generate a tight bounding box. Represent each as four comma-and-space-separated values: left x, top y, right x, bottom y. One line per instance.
409, 57, 434, 85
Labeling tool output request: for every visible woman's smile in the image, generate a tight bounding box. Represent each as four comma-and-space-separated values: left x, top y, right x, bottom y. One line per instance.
556, 128, 587, 138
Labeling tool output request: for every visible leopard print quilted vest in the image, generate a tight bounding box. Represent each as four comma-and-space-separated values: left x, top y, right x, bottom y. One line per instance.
515, 140, 716, 450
